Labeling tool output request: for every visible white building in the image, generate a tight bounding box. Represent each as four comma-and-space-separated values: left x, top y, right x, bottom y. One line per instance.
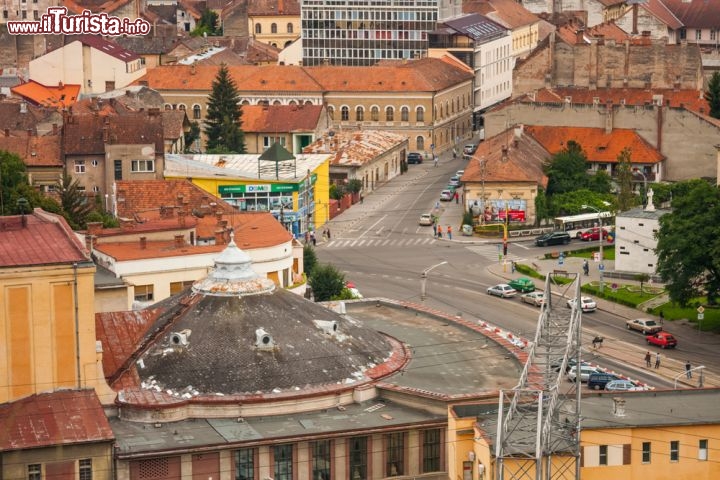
614, 191, 669, 276
29, 36, 146, 96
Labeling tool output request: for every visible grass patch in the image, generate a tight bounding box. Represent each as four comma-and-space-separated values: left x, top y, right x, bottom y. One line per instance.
582, 282, 661, 309
544, 245, 616, 261
516, 263, 573, 285
648, 301, 720, 333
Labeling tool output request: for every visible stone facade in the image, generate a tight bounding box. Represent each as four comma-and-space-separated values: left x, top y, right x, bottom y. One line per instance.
484, 102, 720, 181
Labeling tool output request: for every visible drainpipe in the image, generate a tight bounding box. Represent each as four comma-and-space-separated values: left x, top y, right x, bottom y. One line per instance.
73, 262, 81, 388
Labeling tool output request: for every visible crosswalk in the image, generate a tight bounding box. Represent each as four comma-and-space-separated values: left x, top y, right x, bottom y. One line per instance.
323, 237, 437, 249
464, 245, 526, 262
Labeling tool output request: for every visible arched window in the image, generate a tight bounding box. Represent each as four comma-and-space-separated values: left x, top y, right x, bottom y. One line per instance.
356, 106, 364, 121
287, 23, 293, 33
271, 23, 277, 34
255, 23, 261, 34
416, 135, 425, 150
341, 106, 349, 121
241, 100, 250, 105
164, 104, 172, 111
416, 106, 424, 122
177, 104, 186, 111
401, 106, 409, 122
192, 104, 201, 119
371, 106, 379, 121
385, 106, 394, 122
289, 100, 297, 105
327, 106, 335, 120
273, 100, 281, 105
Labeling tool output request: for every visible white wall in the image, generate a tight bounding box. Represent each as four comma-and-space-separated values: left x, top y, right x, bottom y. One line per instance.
475, 33, 513, 111
614, 211, 667, 274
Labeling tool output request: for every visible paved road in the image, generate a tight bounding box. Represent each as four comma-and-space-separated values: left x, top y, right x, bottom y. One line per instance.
314, 146, 720, 390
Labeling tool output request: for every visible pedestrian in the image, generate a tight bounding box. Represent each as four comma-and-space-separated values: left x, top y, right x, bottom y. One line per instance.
432, 222, 437, 237
582, 259, 589, 276
434, 155, 438, 167
686, 360, 692, 379
644, 351, 651, 368
655, 352, 661, 369
326, 228, 331, 240
454, 191, 459, 204
511, 261, 516, 274
437, 225, 443, 238
447, 225, 452, 240
659, 310, 664, 325
310, 231, 316, 246
360, 194, 364, 204
452, 148, 457, 159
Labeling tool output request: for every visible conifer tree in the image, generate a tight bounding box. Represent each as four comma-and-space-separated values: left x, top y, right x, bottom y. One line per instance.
204, 64, 246, 153
706, 72, 720, 119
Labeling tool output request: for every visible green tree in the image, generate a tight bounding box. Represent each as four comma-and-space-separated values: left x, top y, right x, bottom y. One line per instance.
0, 150, 61, 216
656, 180, 720, 306
705, 71, 720, 119
615, 147, 635, 211
586, 169, 612, 194
59, 173, 94, 229
204, 64, 246, 154
544, 141, 590, 195
308, 263, 346, 302
184, 121, 201, 153
346, 179, 363, 194
647, 182, 672, 206
534, 188, 549, 226
303, 243, 318, 275
548, 189, 615, 217
191, 9, 221, 37
634, 272, 650, 294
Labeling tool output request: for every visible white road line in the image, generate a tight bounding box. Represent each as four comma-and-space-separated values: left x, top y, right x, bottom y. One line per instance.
381, 239, 391, 246
358, 215, 387, 239
357, 239, 366, 246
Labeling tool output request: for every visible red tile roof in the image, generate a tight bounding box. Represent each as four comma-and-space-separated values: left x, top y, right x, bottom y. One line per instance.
663, 0, 720, 29
248, 0, 300, 16
73, 35, 141, 62
11, 81, 80, 109
0, 209, 90, 267
640, 0, 683, 30
524, 125, 664, 164
241, 104, 323, 133
64, 0, 134, 15
529, 87, 709, 113
462, 128, 549, 186
0, 132, 62, 167
464, 0, 540, 29
63, 110, 165, 155
303, 130, 407, 167
0, 390, 113, 451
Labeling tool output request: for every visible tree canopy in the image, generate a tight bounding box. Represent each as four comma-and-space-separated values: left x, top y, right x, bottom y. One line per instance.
656, 180, 720, 306
615, 147, 635, 211
308, 263, 346, 302
548, 189, 615, 217
204, 64, 246, 154
705, 71, 720, 119
543, 141, 611, 196
0, 150, 61, 216
191, 9, 221, 37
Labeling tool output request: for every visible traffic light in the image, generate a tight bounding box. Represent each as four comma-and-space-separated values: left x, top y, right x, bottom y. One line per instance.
503, 241, 508, 256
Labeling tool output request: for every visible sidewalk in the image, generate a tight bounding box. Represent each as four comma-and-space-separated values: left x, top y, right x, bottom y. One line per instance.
486, 257, 719, 388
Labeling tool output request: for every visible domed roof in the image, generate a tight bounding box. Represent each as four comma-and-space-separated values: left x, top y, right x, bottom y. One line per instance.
129, 236, 399, 401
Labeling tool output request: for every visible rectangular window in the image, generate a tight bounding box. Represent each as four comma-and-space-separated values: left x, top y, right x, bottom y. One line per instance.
170, 281, 195, 295
386, 432, 404, 477
75, 160, 86, 173
696, 29, 702, 40
114, 159, 122, 180
348, 437, 367, 480
273, 444, 292, 480
311, 440, 331, 480
79, 459, 92, 480
422, 429, 441, 472
599, 445, 608, 466
134, 284, 154, 302
711, 30, 717, 41
670, 440, 679, 462
699, 439, 708, 461
28, 464, 41, 480
235, 448, 255, 480
131, 159, 155, 172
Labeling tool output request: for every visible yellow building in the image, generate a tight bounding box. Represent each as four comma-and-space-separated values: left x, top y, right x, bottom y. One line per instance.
248, 0, 301, 49
449, 389, 720, 480
163, 150, 332, 235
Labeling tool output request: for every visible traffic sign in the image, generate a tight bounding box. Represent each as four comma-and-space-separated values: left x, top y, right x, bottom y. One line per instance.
611, 283, 618, 291
599, 263, 605, 271
698, 313, 704, 320
697, 306, 705, 314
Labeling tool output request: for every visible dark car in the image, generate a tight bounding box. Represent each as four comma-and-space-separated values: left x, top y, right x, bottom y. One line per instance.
407, 152, 423, 164
588, 372, 620, 390
535, 231, 571, 247
508, 277, 536, 293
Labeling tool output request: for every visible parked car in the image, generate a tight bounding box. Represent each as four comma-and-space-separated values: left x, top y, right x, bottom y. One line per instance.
551, 358, 589, 373
508, 277, 536, 293
487, 284, 517, 298
456, 169, 465, 177
578, 227, 609, 241
605, 379, 643, 392
419, 213, 434, 226
440, 190, 453, 201
567, 364, 600, 383
520, 291, 545, 307
587, 371, 620, 390
463, 144, 477, 157
626, 318, 663, 334
535, 231, 571, 247
407, 152, 423, 164
448, 176, 461, 187
566, 296, 597, 312
646, 331, 677, 349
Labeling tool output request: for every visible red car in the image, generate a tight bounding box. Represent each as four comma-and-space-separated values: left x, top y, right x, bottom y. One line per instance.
646, 331, 678, 349
579, 228, 609, 241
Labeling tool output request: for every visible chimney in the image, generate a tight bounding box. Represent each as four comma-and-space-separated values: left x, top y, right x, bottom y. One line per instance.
605, 103, 613, 134
139, 236, 147, 249
190, 63, 196, 75
612, 397, 626, 417
102, 126, 109, 142
87, 222, 103, 235
85, 234, 94, 252
214, 229, 225, 245
632, 3, 639, 34
52, 123, 58, 135
576, 28, 585, 44
20, 102, 27, 114
501, 145, 509, 162
174, 234, 184, 248
178, 209, 186, 227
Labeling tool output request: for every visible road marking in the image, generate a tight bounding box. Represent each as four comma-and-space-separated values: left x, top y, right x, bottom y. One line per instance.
358, 214, 387, 239
357, 239, 366, 246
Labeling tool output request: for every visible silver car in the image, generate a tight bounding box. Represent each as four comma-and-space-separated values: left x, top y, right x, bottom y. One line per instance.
487, 284, 517, 298
605, 379, 642, 392
521, 291, 545, 307
566, 296, 597, 312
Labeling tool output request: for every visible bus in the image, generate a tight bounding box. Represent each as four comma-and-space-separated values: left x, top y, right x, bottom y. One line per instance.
554, 211, 614, 239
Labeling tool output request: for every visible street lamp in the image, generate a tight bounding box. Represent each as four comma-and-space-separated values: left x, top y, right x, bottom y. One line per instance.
420, 261, 448, 301
581, 202, 611, 292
